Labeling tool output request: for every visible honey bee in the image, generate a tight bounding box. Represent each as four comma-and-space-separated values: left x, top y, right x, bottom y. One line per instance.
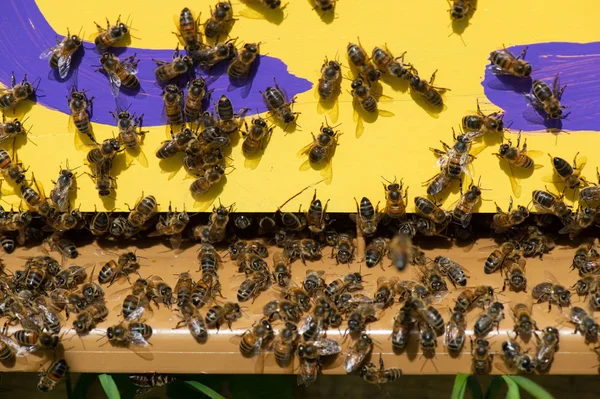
521, 225, 555, 258
284, 287, 312, 313
532, 189, 571, 219
314, 0, 337, 12
567, 306, 598, 343
191, 39, 237, 69
205, 302, 242, 330
216, 94, 247, 135
388, 233, 419, 272
502, 339, 537, 373
182, 78, 209, 124
148, 205, 189, 249
48, 237, 78, 260
331, 233, 355, 264
532, 271, 571, 311
237, 271, 270, 302
240, 117, 272, 166
161, 84, 184, 125
391, 305, 413, 351
0, 235, 15, 254
344, 333, 373, 373
489, 46, 532, 78
346, 304, 378, 335
263, 299, 301, 323
129, 374, 176, 396
525, 73, 568, 120
228, 42, 260, 80
347, 41, 380, 82
510, 300, 537, 338
106, 321, 153, 347
473, 301, 504, 337
298, 302, 330, 341
502, 255, 528, 292
452, 181, 482, 228
302, 191, 329, 235
494, 132, 542, 197
534, 326, 559, 372
408, 297, 445, 333
155, 127, 194, 160
0, 73, 35, 110
483, 241, 519, 274
175, 302, 207, 342
350, 197, 380, 236
491, 198, 529, 233
430, 133, 475, 183
191, 273, 220, 307
414, 197, 450, 225
418, 322, 438, 357
298, 122, 339, 183
204, 1, 235, 38
176, 7, 201, 51
39, 29, 82, 79
190, 165, 226, 196
240, 319, 274, 357
408, 67, 449, 108
154, 47, 194, 83
381, 177, 407, 220
317, 57, 342, 120
0, 147, 27, 185
37, 359, 68, 392
174, 271, 194, 308
73, 300, 109, 334
0, 114, 27, 144
548, 153, 587, 190
296, 339, 341, 386
47, 164, 76, 213
434, 256, 468, 287
350, 78, 395, 137
471, 338, 492, 374
374, 277, 398, 308
98, 251, 141, 285
360, 354, 402, 385
97, 52, 140, 97
86, 138, 122, 168
454, 285, 495, 312
197, 202, 233, 244
445, 308, 467, 353
462, 100, 505, 142
365, 237, 387, 268
302, 269, 325, 297
448, 0, 474, 20
127, 194, 157, 228
580, 168, 600, 203
325, 272, 364, 298
93, 16, 130, 50
273, 321, 299, 368
270, 252, 291, 288
261, 78, 298, 127
283, 238, 321, 264
570, 241, 600, 275
371, 46, 411, 80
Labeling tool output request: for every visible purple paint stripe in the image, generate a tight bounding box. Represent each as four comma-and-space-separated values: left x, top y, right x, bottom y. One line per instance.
482, 42, 600, 132
0, 0, 312, 127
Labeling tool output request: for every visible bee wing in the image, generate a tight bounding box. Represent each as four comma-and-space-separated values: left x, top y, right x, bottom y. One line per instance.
239, 7, 267, 20
39, 44, 59, 60
576, 155, 587, 173
123, 62, 139, 75
522, 104, 546, 126
354, 110, 364, 138
314, 338, 342, 356
297, 142, 314, 158
125, 148, 149, 169
543, 270, 560, 285
297, 315, 314, 335
57, 53, 73, 79
108, 72, 122, 98
320, 158, 333, 185
126, 306, 152, 322
506, 163, 522, 199
378, 109, 395, 117
525, 150, 544, 158
551, 74, 561, 97
244, 156, 262, 170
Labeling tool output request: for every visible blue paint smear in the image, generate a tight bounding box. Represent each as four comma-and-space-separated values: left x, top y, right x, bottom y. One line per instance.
0, 0, 312, 127
482, 42, 600, 132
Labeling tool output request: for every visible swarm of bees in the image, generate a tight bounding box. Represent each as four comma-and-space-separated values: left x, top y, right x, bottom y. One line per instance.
1, 0, 598, 390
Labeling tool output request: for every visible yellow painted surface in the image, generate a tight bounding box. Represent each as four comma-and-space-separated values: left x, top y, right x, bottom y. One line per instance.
4, 0, 600, 212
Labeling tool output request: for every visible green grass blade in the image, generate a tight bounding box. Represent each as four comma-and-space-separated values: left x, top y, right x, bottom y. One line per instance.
510, 376, 554, 399
185, 381, 225, 399
451, 373, 469, 399
502, 376, 521, 399
467, 375, 483, 399
98, 374, 121, 399
484, 376, 505, 399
